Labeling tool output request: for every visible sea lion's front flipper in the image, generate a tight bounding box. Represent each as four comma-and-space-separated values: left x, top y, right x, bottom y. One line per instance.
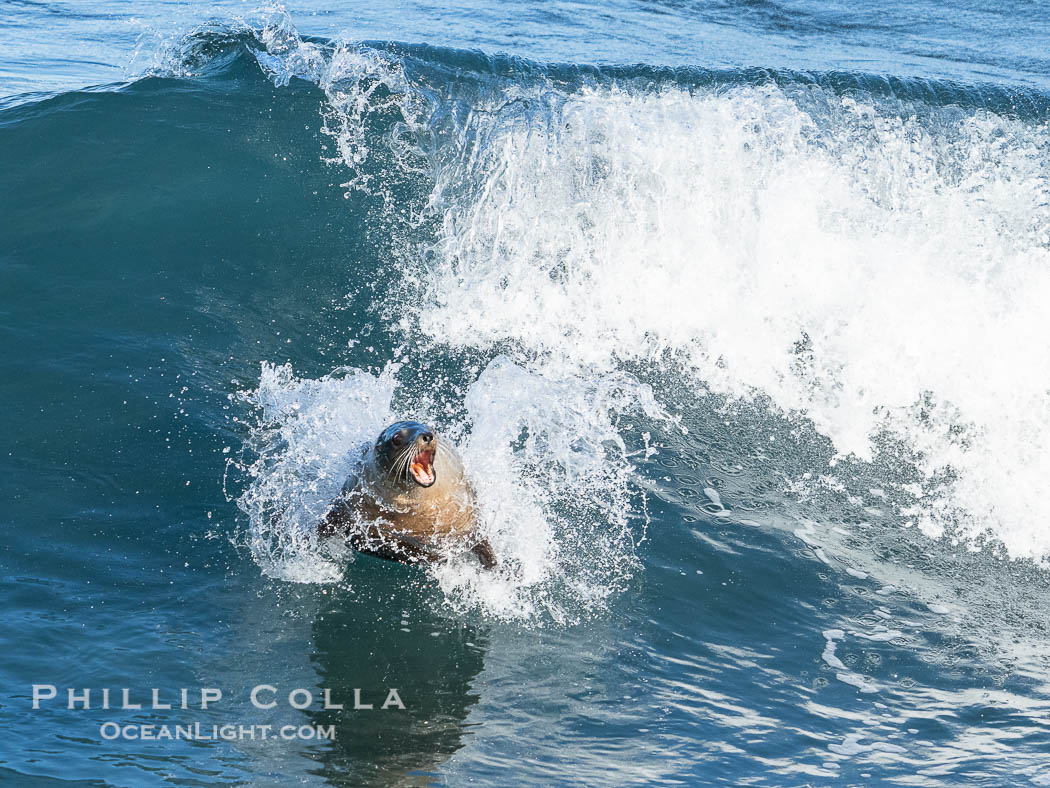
471, 538, 497, 570
393, 533, 446, 565
345, 526, 444, 565
318, 496, 353, 538
318, 470, 363, 538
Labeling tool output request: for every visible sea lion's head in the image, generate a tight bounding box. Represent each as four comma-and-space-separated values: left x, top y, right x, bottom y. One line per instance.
374, 421, 438, 488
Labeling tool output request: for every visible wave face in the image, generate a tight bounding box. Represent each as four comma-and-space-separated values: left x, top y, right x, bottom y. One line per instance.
5, 5, 1050, 786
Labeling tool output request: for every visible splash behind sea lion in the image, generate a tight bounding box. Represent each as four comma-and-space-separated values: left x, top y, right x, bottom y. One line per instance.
320, 421, 496, 569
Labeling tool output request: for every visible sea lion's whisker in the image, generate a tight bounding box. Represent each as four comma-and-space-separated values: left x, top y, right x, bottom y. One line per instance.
384, 451, 400, 479
436, 443, 455, 463
388, 445, 414, 480
397, 447, 414, 478
396, 447, 415, 480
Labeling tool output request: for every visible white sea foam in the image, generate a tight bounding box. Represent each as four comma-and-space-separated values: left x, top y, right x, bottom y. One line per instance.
402, 80, 1050, 562
235, 362, 398, 582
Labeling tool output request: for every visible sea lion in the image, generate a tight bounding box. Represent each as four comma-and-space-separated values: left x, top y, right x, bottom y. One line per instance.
320, 421, 496, 569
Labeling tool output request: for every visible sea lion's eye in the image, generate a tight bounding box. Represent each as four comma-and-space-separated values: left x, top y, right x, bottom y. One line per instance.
391, 431, 407, 447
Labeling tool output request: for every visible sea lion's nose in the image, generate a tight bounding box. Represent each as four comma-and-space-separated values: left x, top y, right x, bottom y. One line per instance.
421, 432, 434, 444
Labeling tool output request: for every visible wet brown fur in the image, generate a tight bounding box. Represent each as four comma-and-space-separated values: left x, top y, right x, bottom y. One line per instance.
320, 427, 496, 569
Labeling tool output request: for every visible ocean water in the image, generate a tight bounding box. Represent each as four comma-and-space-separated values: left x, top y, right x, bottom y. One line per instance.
3, 1, 1050, 785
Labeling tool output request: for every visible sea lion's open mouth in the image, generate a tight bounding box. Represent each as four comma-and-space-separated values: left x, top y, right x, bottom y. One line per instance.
409, 450, 436, 487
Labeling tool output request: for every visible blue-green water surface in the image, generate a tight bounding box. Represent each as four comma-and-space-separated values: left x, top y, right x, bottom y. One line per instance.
3, 3, 1050, 786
